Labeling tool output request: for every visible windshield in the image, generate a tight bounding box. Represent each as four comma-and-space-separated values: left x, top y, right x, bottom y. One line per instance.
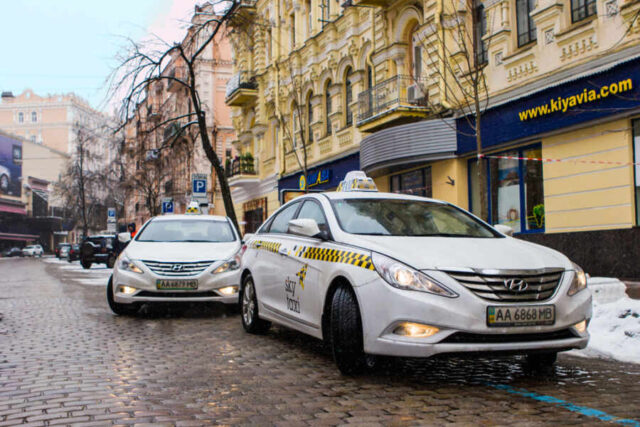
331, 199, 499, 237
136, 219, 236, 243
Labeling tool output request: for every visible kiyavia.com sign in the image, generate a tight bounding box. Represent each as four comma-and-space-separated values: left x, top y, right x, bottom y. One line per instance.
518, 78, 633, 121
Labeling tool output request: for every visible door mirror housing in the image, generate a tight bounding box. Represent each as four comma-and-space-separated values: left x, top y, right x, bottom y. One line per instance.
494, 224, 514, 237
117, 232, 132, 243
288, 218, 326, 239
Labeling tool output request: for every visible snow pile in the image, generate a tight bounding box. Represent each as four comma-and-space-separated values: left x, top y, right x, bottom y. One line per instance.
570, 278, 640, 364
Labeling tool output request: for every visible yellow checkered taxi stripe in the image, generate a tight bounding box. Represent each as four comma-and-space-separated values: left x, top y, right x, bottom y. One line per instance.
250, 240, 282, 254
186, 207, 199, 213
297, 247, 375, 270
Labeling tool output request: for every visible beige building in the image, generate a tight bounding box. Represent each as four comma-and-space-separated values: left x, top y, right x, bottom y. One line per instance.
122, 3, 236, 227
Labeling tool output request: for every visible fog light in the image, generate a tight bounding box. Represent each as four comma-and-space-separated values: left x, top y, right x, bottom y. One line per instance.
217, 286, 238, 296
574, 319, 587, 334
118, 285, 137, 295
393, 322, 439, 338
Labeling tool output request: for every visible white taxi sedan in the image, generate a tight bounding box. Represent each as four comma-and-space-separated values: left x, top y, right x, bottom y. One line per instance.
239, 172, 591, 374
107, 214, 242, 315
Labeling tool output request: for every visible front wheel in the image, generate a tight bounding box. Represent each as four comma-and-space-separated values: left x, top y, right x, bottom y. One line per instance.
107, 277, 138, 315
330, 285, 370, 375
81, 260, 92, 269
240, 274, 270, 334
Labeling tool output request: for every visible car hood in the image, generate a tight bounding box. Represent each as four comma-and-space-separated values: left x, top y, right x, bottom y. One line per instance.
125, 241, 240, 262
343, 235, 570, 271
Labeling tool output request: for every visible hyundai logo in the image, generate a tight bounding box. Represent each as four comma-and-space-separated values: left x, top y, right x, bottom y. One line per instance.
171, 264, 184, 272
504, 279, 528, 292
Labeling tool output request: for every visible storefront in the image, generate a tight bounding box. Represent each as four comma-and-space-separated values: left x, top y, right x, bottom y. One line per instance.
457, 55, 640, 277
277, 152, 361, 202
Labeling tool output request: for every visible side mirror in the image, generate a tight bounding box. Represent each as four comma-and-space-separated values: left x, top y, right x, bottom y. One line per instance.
117, 232, 132, 243
288, 218, 325, 239
494, 224, 514, 237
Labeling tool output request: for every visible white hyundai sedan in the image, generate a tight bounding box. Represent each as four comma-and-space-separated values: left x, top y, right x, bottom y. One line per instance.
239, 172, 592, 374
107, 214, 242, 315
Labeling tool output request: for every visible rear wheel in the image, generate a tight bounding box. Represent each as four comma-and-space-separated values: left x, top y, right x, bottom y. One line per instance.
525, 352, 558, 371
330, 285, 370, 375
107, 277, 138, 315
240, 274, 270, 334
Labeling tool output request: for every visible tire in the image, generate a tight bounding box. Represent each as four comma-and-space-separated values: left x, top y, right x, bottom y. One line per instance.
107, 277, 138, 315
240, 274, 270, 334
81, 260, 92, 269
525, 352, 558, 371
107, 255, 116, 269
330, 285, 370, 375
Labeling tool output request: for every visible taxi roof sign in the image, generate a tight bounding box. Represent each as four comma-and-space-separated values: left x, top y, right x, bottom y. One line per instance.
185, 201, 201, 214
337, 171, 378, 192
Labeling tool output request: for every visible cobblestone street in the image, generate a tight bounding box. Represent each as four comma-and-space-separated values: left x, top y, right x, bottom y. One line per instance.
1, 258, 639, 426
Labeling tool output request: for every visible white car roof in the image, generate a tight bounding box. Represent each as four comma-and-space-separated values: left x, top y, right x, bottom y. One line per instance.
320, 191, 447, 204
150, 214, 230, 222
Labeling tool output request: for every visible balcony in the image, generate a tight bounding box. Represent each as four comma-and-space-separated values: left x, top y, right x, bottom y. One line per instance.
166, 68, 185, 93
343, 0, 390, 7
229, 0, 257, 26
356, 75, 430, 133
225, 158, 259, 188
225, 71, 258, 106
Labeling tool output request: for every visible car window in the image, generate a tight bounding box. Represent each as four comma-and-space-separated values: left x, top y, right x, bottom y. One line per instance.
267, 203, 300, 234
136, 220, 236, 242
331, 199, 499, 237
296, 200, 329, 234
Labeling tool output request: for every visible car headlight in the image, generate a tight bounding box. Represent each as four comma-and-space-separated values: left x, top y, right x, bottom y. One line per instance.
371, 252, 457, 298
119, 254, 143, 274
567, 262, 587, 296
212, 252, 241, 274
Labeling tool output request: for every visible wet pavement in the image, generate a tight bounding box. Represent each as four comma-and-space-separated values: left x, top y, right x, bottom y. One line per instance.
1, 257, 639, 426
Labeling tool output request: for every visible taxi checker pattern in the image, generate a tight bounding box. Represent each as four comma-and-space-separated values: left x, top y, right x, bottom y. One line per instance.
186, 206, 199, 213
296, 246, 375, 271
250, 239, 282, 253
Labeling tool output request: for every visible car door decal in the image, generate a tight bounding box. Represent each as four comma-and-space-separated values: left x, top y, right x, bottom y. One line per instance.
296, 264, 308, 289
295, 247, 375, 270
250, 240, 282, 253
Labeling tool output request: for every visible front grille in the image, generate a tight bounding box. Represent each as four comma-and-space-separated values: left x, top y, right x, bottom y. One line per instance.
441, 329, 576, 344
142, 260, 214, 277
137, 291, 217, 298
446, 269, 564, 302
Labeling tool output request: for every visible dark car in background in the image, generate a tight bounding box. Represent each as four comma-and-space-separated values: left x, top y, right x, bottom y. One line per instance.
2, 247, 24, 257
55, 243, 71, 259
67, 244, 80, 262
80, 235, 117, 269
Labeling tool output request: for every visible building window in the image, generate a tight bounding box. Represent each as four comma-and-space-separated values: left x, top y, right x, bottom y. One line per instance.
18, 112, 24, 123
30, 135, 36, 143
634, 120, 640, 226
469, 144, 545, 233
306, 0, 313, 37
344, 68, 353, 127
325, 80, 332, 136
410, 28, 422, 78
31, 111, 37, 122
290, 13, 296, 50
475, 4, 488, 65
306, 92, 313, 143
390, 167, 432, 197
292, 106, 300, 149
516, 0, 537, 47
572, 0, 597, 22
321, 0, 330, 27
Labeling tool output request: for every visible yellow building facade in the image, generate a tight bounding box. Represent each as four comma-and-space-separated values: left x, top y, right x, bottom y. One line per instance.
227, 0, 640, 276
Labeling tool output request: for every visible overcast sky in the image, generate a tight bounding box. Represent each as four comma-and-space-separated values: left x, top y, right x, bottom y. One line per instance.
0, 0, 204, 112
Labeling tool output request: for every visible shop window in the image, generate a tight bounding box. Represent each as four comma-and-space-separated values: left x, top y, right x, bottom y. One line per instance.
516, 0, 537, 47
390, 167, 432, 197
571, 0, 597, 22
470, 144, 544, 233
634, 120, 640, 226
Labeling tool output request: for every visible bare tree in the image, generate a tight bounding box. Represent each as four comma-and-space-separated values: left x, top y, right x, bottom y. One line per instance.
111, 0, 241, 231
410, 0, 493, 219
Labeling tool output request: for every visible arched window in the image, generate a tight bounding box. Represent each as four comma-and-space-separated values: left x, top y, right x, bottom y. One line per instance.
410, 26, 422, 79
292, 103, 300, 149
344, 67, 353, 126
306, 92, 313, 143
475, 4, 488, 65
325, 81, 332, 136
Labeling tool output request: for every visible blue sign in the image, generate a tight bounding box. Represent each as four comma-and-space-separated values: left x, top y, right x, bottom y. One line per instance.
107, 208, 116, 218
192, 179, 207, 194
279, 153, 360, 192
456, 57, 640, 154
162, 200, 174, 214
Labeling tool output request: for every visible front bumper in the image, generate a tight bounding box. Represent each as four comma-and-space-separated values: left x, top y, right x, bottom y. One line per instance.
112, 263, 241, 305
356, 271, 592, 358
